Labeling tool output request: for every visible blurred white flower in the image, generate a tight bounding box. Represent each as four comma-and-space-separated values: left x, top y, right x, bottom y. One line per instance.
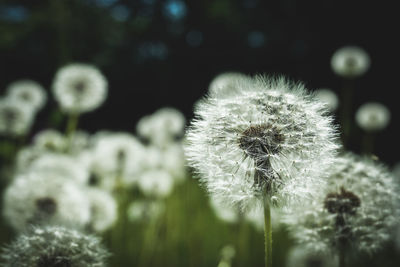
1, 225, 109, 267
87, 188, 117, 232
314, 88, 339, 112
127, 200, 165, 222
208, 72, 251, 98
52, 63, 108, 114
185, 76, 339, 210
284, 153, 400, 255
355, 102, 390, 132
160, 143, 187, 182
0, 98, 34, 137
331, 46, 370, 78
137, 169, 174, 198
137, 107, 186, 147
91, 132, 146, 187
28, 153, 90, 184
3, 171, 91, 232
286, 246, 337, 267
32, 129, 67, 152
6, 79, 47, 111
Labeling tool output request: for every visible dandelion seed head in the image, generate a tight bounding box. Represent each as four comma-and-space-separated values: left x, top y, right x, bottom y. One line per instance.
331, 46, 370, 78
355, 102, 390, 132
314, 88, 339, 112
185, 75, 339, 210
1, 225, 109, 267
91, 132, 146, 186
52, 63, 108, 114
6, 79, 47, 111
87, 188, 117, 233
137, 169, 174, 198
137, 107, 186, 147
3, 171, 91, 232
208, 72, 251, 98
28, 153, 90, 185
284, 153, 400, 254
0, 98, 34, 137
33, 129, 67, 152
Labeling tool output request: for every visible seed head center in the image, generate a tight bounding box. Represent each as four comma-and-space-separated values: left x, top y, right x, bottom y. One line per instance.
324, 187, 361, 215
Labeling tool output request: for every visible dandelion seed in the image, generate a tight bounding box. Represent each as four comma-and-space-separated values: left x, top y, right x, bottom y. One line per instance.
284, 152, 400, 256
3, 171, 91, 232
52, 63, 108, 114
6, 79, 47, 111
331, 46, 370, 78
1, 225, 109, 267
185, 75, 339, 210
355, 102, 390, 132
0, 98, 34, 137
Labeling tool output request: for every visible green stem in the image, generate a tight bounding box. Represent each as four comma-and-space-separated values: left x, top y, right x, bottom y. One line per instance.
361, 132, 375, 155
65, 113, 79, 138
263, 195, 272, 267
338, 247, 346, 267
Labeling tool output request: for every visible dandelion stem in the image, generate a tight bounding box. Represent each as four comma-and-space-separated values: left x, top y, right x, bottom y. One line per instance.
263, 194, 272, 267
65, 112, 79, 138
338, 246, 346, 267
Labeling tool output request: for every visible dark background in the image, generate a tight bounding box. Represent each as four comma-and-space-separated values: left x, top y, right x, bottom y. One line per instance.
0, 0, 398, 165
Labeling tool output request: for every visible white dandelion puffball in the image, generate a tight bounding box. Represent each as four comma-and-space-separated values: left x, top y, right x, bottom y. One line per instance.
6, 79, 47, 111
185, 76, 339, 210
137, 107, 186, 147
3, 171, 91, 232
1, 225, 109, 267
284, 153, 400, 255
137, 169, 174, 198
52, 63, 108, 114
331, 46, 370, 78
208, 72, 251, 98
28, 153, 90, 184
286, 246, 337, 267
355, 102, 391, 132
314, 88, 339, 112
91, 132, 146, 186
32, 129, 67, 152
127, 200, 165, 222
87, 188, 117, 232
0, 98, 34, 137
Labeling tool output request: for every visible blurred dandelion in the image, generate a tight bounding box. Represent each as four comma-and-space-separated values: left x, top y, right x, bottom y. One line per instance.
3, 171, 91, 232
6, 80, 47, 112
284, 153, 400, 266
314, 88, 339, 112
0, 98, 34, 138
86, 188, 117, 233
355, 102, 390, 154
52, 63, 108, 137
1, 225, 109, 267
331, 46, 370, 79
